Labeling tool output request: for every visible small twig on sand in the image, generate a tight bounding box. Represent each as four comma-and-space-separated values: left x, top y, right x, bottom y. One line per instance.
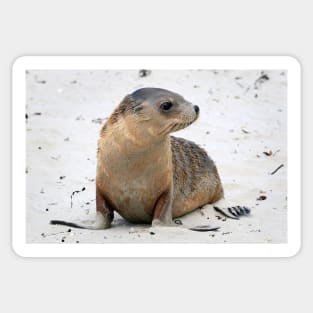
41, 228, 71, 238
273, 149, 281, 156
270, 164, 284, 175
70, 187, 86, 208
139, 69, 151, 77
254, 74, 270, 89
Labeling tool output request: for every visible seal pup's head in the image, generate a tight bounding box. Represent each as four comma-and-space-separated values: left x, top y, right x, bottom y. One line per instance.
106, 88, 199, 141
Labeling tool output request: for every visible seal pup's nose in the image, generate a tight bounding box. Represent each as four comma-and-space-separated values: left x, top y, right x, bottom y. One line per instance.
193, 105, 200, 113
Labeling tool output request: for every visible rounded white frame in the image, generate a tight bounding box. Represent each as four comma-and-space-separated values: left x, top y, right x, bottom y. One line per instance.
12, 56, 301, 258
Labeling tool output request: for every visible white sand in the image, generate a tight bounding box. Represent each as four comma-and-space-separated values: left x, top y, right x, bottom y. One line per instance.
26, 69, 287, 244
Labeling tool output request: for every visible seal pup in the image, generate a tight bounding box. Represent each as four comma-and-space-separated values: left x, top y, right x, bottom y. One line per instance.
51, 88, 250, 230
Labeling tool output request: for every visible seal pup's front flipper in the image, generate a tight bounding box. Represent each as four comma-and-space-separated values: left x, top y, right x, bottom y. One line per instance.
50, 211, 112, 230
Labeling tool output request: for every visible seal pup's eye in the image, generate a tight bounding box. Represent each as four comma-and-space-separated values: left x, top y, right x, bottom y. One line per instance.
160, 101, 173, 111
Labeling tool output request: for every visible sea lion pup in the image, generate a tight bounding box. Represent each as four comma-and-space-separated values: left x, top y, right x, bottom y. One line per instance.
51, 88, 249, 230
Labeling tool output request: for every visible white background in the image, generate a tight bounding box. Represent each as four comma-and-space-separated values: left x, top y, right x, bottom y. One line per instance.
1, 0, 310, 312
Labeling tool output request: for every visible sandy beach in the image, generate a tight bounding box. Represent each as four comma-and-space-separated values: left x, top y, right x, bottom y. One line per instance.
26, 69, 287, 244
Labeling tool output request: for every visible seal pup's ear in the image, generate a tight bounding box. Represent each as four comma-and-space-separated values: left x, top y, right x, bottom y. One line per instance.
119, 94, 143, 113
108, 95, 142, 124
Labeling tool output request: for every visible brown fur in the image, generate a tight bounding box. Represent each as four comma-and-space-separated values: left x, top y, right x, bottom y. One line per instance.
95, 88, 224, 228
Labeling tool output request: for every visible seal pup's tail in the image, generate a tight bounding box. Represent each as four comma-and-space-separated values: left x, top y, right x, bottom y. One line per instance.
50, 212, 109, 230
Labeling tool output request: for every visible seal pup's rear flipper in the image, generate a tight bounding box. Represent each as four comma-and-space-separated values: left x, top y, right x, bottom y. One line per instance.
213, 205, 251, 219
188, 204, 251, 232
